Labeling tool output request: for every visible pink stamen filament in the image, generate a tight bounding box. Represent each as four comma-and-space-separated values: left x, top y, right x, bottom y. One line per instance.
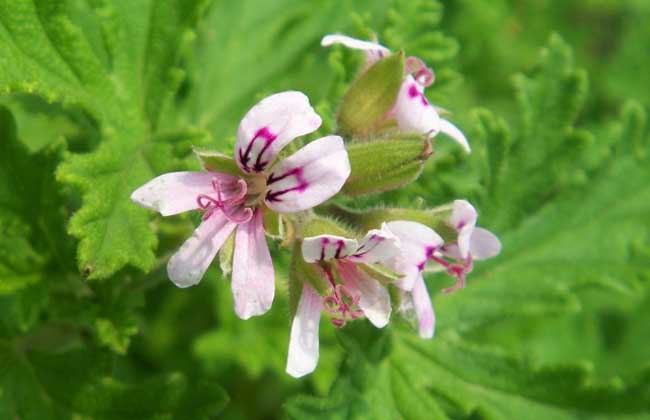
196, 178, 252, 223
405, 56, 435, 87
321, 265, 363, 328
430, 253, 473, 294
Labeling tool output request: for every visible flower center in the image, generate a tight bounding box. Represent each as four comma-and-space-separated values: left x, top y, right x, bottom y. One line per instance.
196, 178, 253, 224
321, 264, 363, 328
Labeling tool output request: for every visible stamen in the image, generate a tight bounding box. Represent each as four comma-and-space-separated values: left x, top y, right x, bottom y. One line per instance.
429, 253, 473, 294
197, 177, 252, 223
321, 266, 364, 328
405, 56, 435, 87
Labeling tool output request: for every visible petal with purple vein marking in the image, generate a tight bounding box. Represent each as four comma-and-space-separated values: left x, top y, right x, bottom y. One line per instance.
393, 76, 442, 137
232, 209, 275, 319
286, 284, 323, 378
167, 213, 237, 288
347, 227, 400, 264
235, 91, 322, 173
449, 200, 477, 259
383, 221, 443, 291
302, 235, 358, 263
264, 136, 350, 213
131, 171, 238, 216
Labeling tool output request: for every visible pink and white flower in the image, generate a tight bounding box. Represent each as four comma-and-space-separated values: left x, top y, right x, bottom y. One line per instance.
322, 34, 470, 152
383, 200, 500, 338
286, 228, 399, 377
131, 91, 351, 320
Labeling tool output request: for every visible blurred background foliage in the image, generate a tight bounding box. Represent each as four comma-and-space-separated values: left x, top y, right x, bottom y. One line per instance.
0, 0, 649, 419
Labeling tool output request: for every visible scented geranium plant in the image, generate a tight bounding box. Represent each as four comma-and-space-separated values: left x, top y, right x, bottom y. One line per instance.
132, 32, 501, 378
1, 1, 649, 419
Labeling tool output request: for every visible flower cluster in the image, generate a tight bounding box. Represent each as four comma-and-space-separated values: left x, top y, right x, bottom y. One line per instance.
132, 34, 501, 378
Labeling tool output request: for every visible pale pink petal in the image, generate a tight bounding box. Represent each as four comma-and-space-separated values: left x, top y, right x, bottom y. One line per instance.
470, 227, 502, 260
412, 275, 435, 339
286, 284, 323, 378
383, 221, 443, 291
439, 118, 471, 153
393, 76, 441, 137
302, 235, 358, 263
449, 200, 478, 260
235, 91, 322, 173
264, 136, 350, 213
232, 209, 274, 319
167, 214, 237, 288
338, 261, 391, 328
321, 34, 390, 64
131, 171, 237, 216
347, 228, 400, 264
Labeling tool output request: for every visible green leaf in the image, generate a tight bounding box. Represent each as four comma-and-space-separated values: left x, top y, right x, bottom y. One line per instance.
337, 52, 405, 138
0, 342, 228, 419
0, 0, 210, 279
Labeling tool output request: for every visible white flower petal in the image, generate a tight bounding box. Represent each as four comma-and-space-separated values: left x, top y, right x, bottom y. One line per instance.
232, 209, 275, 319
131, 171, 237, 216
439, 118, 471, 153
264, 136, 350, 213
286, 284, 323, 378
321, 34, 390, 64
393, 76, 441, 137
167, 214, 236, 288
449, 200, 478, 260
412, 275, 435, 339
470, 227, 502, 260
338, 261, 391, 328
347, 228, 401, 264
235, 91, 322, 173
302, 235, 358, 262
383, 221, 443, 291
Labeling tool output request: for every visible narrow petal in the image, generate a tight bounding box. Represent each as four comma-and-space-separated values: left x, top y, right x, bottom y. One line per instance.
412, 275, 435, 339
470, 227, 502, 260
439, 118, 471, 153
347, 228, 400, 264
338, 261, 391, 328
383, 221, 443, 291
393, 76, 441, 137
449, 200, 478, 259
302, 235, 358, 263
321, 34, 390, 64
232, 209, 275, 319
131, 171, 237, 216
235, 91, 322, 173
264, 136, 350, 213
286, 284, 323, 378
167, 214, 236, 288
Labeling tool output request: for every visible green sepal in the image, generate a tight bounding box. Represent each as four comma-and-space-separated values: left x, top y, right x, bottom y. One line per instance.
218, 232, 235, 276
320, 204, 457, 242
193, 148, 241, 176
288, 241, 330, 317
262, 207, 283, 239
388, 284, 402, 310
337, 51, 405, 138
343, 135, 432, 196
301, 215, 353, 238
358, 263, 403, 284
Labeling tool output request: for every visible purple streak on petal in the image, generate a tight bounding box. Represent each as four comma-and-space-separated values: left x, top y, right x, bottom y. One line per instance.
407, 84, 429, 106
334, 240, 345, 259
265, 167, 309, 203
352, 234, 383, 258
320, 237, 330, 260
417, 245, 437, 271
238, 127, 277, 173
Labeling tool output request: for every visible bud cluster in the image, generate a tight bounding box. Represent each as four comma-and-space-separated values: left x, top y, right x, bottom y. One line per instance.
131, 34, 501, 378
